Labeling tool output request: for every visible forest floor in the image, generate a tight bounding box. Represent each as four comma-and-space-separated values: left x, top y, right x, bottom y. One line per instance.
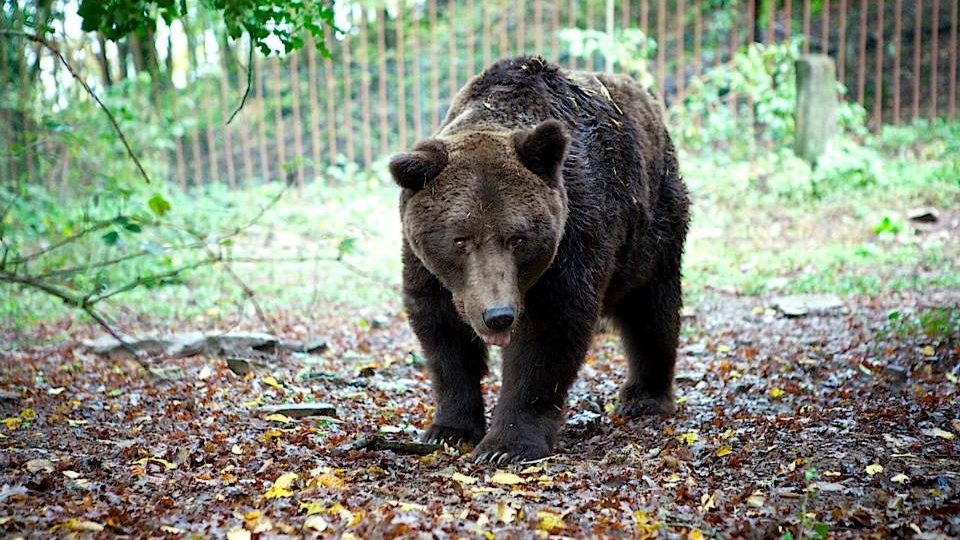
2, 281, 959, 539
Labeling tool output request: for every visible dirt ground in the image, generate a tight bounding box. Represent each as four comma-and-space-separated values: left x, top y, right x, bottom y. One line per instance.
1, 286, 958, 539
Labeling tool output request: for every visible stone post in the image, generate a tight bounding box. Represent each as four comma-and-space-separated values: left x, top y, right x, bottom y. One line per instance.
794, 54, 838, 166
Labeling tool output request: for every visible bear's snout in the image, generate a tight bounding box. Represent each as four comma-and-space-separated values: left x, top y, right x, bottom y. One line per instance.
482, 306, 516, 332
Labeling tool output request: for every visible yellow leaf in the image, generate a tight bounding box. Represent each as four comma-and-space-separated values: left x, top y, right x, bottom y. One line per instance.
865, 464, 884, 476
922, 345, 935, 356
633, 509, 661, 535
768, 388, 785, 398
62, 470, 82, 479
537, 511, 565, 533
226, 527, 251, 540
751, 306, 764, 316
232, 444, 244, 455
243, 396, 263, 408
264, 472, 298, 498
259, 429, 284, 442
316, 473, 345, 489
490, 471, 525, 485
891, 473, 909, 484
720, 428, 734, 440
451, 472, 479, 485
265, 413, 292, 424
19, 408, 37, 420
520, 465, 543, 475
61, 519, 104, 532
714, 445, 732, 457
1, 417, 22, 430
304, 515, 329, 532
688, 529, 705, 540
244, 511, 261, 521
716, 344, 732, 353
677, 431, 698, 445
823, 470, 842, 477
262, 376, 283, 389
300, 501, 326, 515
395, 501, 427, 511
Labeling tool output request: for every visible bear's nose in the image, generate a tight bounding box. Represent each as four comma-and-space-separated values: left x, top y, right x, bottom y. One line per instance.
482, 306, 516, 331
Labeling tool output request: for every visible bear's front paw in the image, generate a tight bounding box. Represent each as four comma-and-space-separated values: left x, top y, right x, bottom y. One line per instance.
422, 423, 485, 446
472, 430, 551, 464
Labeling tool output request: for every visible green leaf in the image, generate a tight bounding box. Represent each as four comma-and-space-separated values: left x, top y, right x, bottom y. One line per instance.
148, 194, 172, 217
102, 230, 120, 245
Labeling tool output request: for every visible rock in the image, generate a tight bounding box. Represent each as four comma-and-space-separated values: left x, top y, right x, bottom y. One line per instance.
773, 294, 843, 318
82, 331, 323, 360
257, 403, 338, 418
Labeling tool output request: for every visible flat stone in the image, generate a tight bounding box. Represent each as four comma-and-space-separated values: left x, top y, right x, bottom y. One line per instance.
257, 403, 338, 418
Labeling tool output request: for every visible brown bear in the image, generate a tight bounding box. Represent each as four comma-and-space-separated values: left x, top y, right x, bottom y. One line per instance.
390, 56, 690, 463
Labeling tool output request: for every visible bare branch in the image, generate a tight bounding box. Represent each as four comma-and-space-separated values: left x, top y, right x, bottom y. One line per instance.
226, 42, 255, 125
0, 30, 152, 185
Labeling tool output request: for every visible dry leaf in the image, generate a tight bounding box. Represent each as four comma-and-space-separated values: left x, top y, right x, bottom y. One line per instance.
25, 458, 55, 473
921, 427, 955, 440
746, 491, 765, 507
262, 376, 283, 389
891, 473, 909, 484
768, 387, 785, 398
537, 510, 565, 533
265, 413, 293, 424
865, 464, 884, 476
304, 515, 329, 532
315, 473, 345, 489
226, 527, 251, 540
490, 471, 525, 485
714, 445, 732, 457
451, 472, 479, 485
677, 431, 698, 445
264, 472, 298, 498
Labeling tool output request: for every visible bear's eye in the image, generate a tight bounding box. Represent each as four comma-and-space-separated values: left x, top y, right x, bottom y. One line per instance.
453, 237, 469, 251
508, 235, 525, 249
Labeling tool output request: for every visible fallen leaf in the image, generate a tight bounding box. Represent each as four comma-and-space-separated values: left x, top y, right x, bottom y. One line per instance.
315, 473, 345, 489
300, 501, 326, 515
633, 509, 661, 535
61, 518, 104, 532
25, 458, 55, 473
922, 345, 935, 356
865, 464, 884, 476
19, 408, 37, 419
537, 510, 564, 533
264, 472, 298, 498
891, 473, 909, 484
746, 491, 765, 507
264, 413, 293, 424
677, 431, 698, 445
714, 445, 732, 457
1, 417, 22, 430
304, 515, 328, 532
921, 427, 955, 440
490, 471, 525, 485
62, 470, 81, 479
262, 376, 283, 389
451, 472, 479, 485
226, 527, 251, 540
768, 387, 785, 398
688, 529, 705, 540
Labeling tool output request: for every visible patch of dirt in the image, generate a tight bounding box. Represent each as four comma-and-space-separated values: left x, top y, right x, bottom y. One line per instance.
1, 289, 958, 538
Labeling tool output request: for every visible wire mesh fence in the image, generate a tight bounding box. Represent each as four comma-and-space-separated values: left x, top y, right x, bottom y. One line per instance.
2, 1, 957, 189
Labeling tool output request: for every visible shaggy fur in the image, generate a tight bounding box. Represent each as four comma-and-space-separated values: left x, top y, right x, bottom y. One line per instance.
390, 56, 690, 462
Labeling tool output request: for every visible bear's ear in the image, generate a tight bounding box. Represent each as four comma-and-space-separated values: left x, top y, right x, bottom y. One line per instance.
389, 140, 448, 191
513, 119, 569, 185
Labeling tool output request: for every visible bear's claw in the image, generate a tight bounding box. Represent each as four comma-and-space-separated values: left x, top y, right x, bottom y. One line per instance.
422, 424, 484, 446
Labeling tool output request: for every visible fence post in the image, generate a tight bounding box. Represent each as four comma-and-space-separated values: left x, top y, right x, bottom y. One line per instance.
794, 54, 838, 166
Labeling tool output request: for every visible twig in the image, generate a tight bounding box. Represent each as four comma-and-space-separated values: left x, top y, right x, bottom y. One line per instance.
352, 436, 442, 456
226, 42, 255, 125
0, 30, 152, 185
0, 271, 137, 356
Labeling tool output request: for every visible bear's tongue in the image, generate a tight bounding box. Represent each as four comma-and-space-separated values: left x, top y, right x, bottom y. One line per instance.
482, 332, 511, 347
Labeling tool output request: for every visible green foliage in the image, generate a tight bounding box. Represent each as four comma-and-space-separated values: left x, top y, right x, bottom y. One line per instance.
885, 308, 960, 346
77, 0, 336, 56
558, 28, 657, 88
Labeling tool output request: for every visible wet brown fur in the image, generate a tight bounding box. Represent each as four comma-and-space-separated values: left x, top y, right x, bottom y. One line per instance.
390, 57, 690, 462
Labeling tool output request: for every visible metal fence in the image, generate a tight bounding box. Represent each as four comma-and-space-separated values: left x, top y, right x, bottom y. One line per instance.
3, 1, 958, 189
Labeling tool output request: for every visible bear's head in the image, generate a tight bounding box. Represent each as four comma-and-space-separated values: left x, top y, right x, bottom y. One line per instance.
390, 120, 570, 347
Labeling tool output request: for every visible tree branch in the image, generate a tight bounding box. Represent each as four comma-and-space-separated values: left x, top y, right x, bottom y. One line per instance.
0, 30, 152, 185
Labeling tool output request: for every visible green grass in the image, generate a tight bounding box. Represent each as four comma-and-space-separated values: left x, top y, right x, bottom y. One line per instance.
3, 124, 959, 337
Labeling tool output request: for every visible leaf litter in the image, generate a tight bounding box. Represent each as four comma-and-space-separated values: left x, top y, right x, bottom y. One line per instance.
1, 288, 958, 538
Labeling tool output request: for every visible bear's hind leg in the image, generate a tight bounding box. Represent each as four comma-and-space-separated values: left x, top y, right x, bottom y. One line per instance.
612, 277, 682, 417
